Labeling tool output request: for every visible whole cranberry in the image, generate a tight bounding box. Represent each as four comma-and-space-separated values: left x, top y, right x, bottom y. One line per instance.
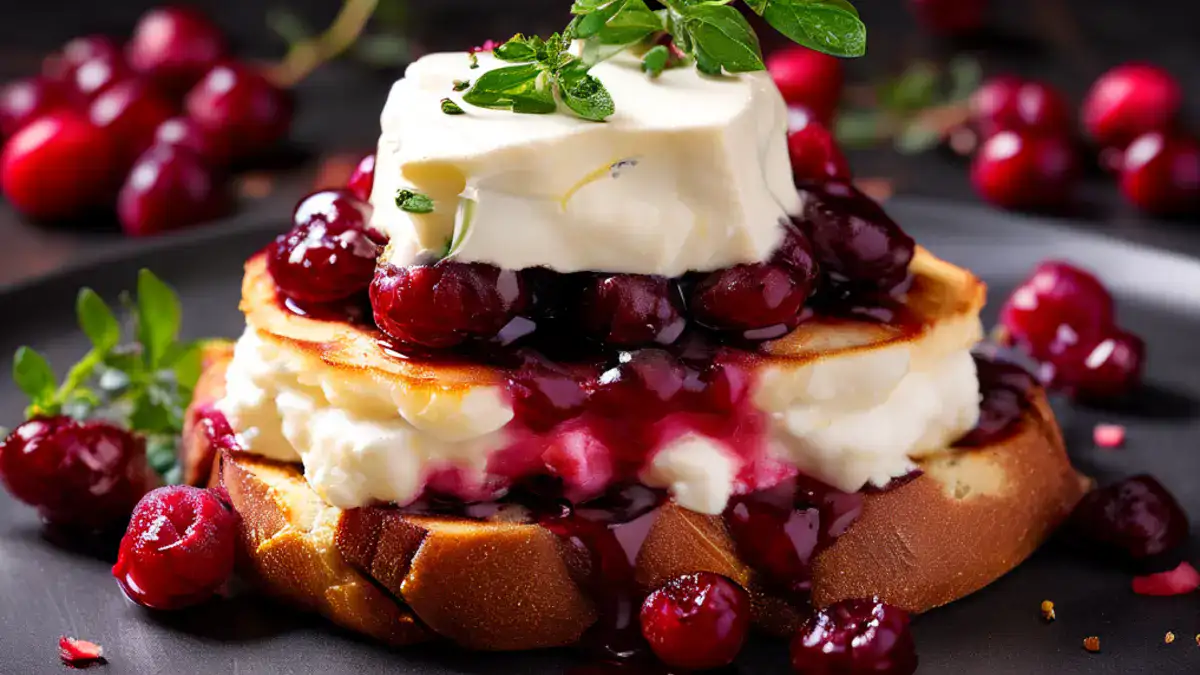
127, 6, 227, 95
152, 116, 229, 166
640, 572, 750, 671
800, 181, 915, 291
269, 192, 380, 303
692, 263, 812, 338
1053, 329, 1145, 401
63, 53, 132, 104
1071, 475, 1188, 559
112, 486, 238, 610
1083, 63, 1182, 149
1120, 132, 1200, 216
908, 0, 986, 35
969, 76, 1071, 139
767, 46, 843, 126
788, 109, 850, 183
372, 261, 530, 349
89, 79, 177, 164
593, 349, 687, 416
185, 62, 293, 162
580, 274, 686, 347
347, 153, 376, 201
118, 145, 228, 237
971, 130, 1078, 210
43, 35, 128, 101
1, 111, 122, 221
999, 260, 1115, 359
0, 417, 154, 530
791, 598, 918, 675
0, 77, 67, 138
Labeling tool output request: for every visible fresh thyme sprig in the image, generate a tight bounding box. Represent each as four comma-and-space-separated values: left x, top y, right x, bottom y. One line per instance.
462, 0, 865, 122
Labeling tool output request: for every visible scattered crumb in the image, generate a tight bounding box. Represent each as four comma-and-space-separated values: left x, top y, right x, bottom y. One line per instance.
238, 173, 275, 199
59, 636, 105, 668
1165, 631, 1176, 644
1093, 424, 1126, 449
1083, 636, 1101, 653
1040, 599, 1056, 622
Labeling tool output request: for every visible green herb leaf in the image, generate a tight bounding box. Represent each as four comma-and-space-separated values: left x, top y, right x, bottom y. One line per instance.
557, 65, 616, 122
494, 34, 539, 62
463, 63, 557, 115
13, 347, 56, 409
642, 45, 670, 77
680, 4, 764, 74
145, 434, 179, 476
396, 189, 435, 214
136, 270, 182, 371
878, 61, 939, 113
759, 0, 866, 58
163, 340, 204, 392
76, 288, 120, 352
441, 98, 466, 115
580, 0, 662, 45
452, 79, 471, 92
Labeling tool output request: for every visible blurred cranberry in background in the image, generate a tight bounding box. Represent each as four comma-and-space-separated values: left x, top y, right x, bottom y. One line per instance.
43, 35, 128, 103
969, 76, 1071, 139
89, 79, 177, 166
0, 78, 66, 139
767, 46, 843, 126
118, 145, 227, 237
1082, 63, 1182, 149
185, 62, 293, 163
127, 6, 228, 97
788, 108, 850, 184
1119, 132, 1200, 216
909, 0, 987, 36
152, 116, 229, 167
971, 130, 1079, 211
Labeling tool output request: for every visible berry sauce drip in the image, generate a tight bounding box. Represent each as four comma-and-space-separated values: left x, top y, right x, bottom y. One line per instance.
955, 354, 1037, 448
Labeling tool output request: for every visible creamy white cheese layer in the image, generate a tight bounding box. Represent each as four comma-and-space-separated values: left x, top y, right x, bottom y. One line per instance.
218, 327, 981, 515
369, 51, 801, 276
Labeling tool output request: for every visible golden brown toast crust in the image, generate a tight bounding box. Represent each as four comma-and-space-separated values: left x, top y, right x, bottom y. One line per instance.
191, 343, 1085, 650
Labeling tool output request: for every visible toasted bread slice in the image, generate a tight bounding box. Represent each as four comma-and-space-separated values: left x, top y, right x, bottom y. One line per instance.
190, 343, 1085, 651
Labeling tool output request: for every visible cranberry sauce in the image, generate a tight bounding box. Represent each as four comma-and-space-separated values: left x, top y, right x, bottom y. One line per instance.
955, 354, 1038, 448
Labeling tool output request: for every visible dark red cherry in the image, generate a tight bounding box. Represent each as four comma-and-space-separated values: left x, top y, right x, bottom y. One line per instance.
0, 77, 67, 138
1071, 475, 1188, 559
593, 349, 687, 417
1083, 63, 1182, 149
1052, 329, 1145, 401
767, 46, 843, 126
0, 417, 154, 530
113, 486, 238, 610
800, 181, 915, 291
152, 116, 229, 166
347, 153, 376, 201
971, 130, 1078, 210
127, 6, 228, 95
43, 35, 123, 85
791, 598, 918, 675
580, 274, 686, 347
371, 261, 530, 348
268, 191, 379, 303
999, 260, 1114, 359
89, 79, 177, 164
969, 76, 1071, 139
118, 145, 228, 237
788, 108, 850, 183
908, 0, 986, 36
1119, 132, 1200, 216
691, 263, 811, 338
63, 53, 132, 104
1, 110, 122, 221
185, 62, 293, 162
640, 572, 751, 671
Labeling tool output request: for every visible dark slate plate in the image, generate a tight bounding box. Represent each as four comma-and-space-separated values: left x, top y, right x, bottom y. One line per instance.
2, 199, 1198, 674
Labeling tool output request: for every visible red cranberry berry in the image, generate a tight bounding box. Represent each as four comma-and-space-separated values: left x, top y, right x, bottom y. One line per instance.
971, 130, 1078, 210
908, 0, 986, 36
268, 192, 380, 303
639, 572, 750, 671
791, 598, 918, 675
89, 79, 177, 164
1071, 475, 1188, 559
1, 110, 122, 221
692, 263, 812, 338
580, 274, 687, 347
43, 35, 128, 102
152, 116, 229, 166
593, 349, 687, 417
372, 261, 530, 348
185, 62, 293, 162
800, 182, 915, 291
1051, 329, 1145, 401
1083, 63, 1182, 149
0, 417, 154, 530
1119, 132, 1200, 216
127, 6, 228, 95
347, 153, 376, 201
788, 109, 850, 183
118, 145, 228, 237
0, 77, 66, 138
969, 76, 1071, 139
999, 260, 1114, 359
112, 486, 238, 610
767, 46, 843, 126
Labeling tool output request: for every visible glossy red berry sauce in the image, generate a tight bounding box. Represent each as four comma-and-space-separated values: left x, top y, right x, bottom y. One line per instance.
790, 597, 918, 675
